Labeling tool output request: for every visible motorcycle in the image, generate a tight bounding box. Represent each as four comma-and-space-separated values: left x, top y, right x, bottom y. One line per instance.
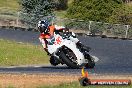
45, 31, 96, 68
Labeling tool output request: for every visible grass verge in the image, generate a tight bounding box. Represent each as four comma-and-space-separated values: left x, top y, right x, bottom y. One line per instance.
39, 82, 132, 88
0, 39, 49, 66
0, 0, 19, 11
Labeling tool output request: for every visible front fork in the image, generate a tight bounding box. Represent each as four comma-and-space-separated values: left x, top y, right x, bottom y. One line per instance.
78, 46, 92, 62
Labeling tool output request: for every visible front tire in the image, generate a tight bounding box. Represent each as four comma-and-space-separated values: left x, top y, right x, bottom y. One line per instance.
59, 51, 80, 68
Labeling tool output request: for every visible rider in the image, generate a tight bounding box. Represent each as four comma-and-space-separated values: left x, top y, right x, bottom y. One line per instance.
38, 20, 89, 55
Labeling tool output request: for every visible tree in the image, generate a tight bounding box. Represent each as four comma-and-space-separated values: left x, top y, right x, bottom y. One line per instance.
67, 0, 123, 22
19, 0, 55, 27
109, 4, 132, 25
122, 0, 132, 3
54, 0, 68, 10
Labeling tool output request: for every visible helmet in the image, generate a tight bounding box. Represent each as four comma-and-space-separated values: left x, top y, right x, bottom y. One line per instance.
38, 20, 49, 33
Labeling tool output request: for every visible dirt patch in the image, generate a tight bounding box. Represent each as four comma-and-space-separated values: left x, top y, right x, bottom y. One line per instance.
0, 73, 78, 88
0, 73, 132, 88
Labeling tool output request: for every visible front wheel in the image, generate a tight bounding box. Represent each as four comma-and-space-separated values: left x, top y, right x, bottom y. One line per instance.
59, 51, 80, 69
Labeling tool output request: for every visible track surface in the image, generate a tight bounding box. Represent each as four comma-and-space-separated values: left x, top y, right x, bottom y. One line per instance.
0, 29, 132, 74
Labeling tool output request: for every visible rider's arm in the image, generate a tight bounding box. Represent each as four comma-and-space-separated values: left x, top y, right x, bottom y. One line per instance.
39, 37, 51, 55
39, 37, 47, 49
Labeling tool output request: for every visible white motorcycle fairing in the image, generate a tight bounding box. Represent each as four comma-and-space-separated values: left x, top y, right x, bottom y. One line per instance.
47, 34, 87, 65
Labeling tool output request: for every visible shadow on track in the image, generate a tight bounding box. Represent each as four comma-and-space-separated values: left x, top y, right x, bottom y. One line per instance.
0, 64, 132, 75
0, 65, 86, 74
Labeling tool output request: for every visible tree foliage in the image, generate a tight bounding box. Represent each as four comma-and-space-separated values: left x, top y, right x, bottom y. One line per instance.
54, 0, 68, 10
67, 0, 123, 22
109, 4, 132, 25
19, 0, 55, 27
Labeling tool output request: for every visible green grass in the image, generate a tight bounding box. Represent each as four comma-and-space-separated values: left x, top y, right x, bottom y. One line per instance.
2, 81, 132, 88
0, 0, 19, 20
0, 39, 49, 66
38, 82, 132, 88
55, 11, 67, 18
0, 0, 19, 11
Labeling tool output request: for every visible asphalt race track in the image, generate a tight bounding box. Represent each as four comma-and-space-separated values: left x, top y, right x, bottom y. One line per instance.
0, 29, 132, 75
